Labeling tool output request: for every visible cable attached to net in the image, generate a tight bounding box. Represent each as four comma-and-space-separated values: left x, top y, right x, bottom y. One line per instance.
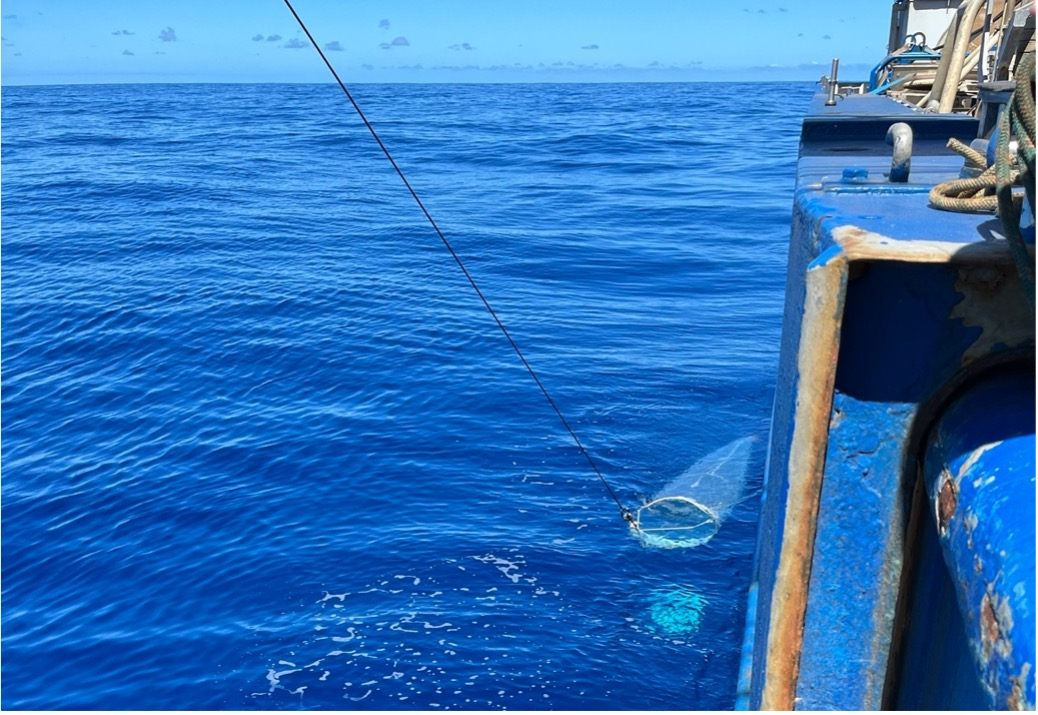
282, 0, 634, 526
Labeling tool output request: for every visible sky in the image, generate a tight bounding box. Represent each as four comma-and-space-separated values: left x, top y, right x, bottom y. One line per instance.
0, 1, 894, 85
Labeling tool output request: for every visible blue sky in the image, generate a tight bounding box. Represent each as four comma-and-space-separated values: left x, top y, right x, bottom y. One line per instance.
1, 1, 892, 85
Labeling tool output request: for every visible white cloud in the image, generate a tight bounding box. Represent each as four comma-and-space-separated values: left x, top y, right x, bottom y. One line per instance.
379, 36, 409, 49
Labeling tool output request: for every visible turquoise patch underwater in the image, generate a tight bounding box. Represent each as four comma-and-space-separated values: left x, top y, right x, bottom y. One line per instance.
647, 587, 708, 635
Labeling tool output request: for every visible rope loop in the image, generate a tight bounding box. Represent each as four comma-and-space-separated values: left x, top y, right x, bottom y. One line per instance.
928, 138, 1014, 214
929, 51, 1035, 312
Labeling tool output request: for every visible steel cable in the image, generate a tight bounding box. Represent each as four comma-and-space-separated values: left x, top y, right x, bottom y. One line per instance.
281, 0, 634, 524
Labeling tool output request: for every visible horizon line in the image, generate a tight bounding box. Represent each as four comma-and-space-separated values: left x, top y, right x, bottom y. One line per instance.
1, 77, 833, 88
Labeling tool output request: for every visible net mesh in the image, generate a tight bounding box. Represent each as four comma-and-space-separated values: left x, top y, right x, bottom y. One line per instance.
633, 436, 756, 549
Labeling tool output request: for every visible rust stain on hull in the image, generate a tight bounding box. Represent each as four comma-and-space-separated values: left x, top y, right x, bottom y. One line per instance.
833, 225, 1034, 265
1008, 663, 1032, 711
836, 224, 1033, 365
937, 468, 957, 536
761, 252, 848, 710
759, 223, 1033, 708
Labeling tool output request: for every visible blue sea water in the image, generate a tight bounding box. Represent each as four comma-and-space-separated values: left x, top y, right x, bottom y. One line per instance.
2, 81, 811, 710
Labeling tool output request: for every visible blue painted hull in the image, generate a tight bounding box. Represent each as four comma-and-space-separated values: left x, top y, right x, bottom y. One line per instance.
737, 84, 1035, 708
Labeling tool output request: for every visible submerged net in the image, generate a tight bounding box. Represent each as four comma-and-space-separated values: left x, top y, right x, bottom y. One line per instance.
632, 436, 757, 549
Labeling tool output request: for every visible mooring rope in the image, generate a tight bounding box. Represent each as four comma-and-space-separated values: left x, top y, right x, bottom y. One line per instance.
995, 51, 1035, 312
928, 51, 1035, 313
281, 0, 634, 524
928, 137, 1010, 214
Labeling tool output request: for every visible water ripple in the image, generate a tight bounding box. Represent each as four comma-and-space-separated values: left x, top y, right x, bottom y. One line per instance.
1, 81, 809, 710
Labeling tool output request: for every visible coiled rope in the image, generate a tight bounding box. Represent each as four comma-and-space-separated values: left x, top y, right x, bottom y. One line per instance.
927, 137, 1010, 213
996, 52, 1036, 312
929, 51, 1035, 311
281, 0, 635, 525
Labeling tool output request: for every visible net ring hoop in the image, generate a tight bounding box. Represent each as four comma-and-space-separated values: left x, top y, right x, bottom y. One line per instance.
633, 495, 721, 534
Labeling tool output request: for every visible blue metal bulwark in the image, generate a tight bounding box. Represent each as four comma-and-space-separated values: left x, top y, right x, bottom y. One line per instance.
737, 90, 1036, 710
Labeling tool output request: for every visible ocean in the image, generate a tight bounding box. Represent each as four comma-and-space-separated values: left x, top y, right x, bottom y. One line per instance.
2, 81, 812, 710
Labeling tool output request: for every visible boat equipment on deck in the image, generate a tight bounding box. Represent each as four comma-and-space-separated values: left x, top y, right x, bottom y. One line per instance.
928, 51, 1036, 311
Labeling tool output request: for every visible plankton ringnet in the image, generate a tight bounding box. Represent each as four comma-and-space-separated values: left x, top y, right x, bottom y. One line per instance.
633, 436, 757, 549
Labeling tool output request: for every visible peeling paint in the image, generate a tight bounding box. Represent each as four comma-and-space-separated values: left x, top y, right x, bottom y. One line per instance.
981, 592, 1002, 660
958, 265, 1004, 291
831, 224, 1033, 369
980, 588, 1015, 664
951, 266, 1032, 366
829, 406, 844, 430
964, 511, 978, 549
1008, 663, 1032, 711
921, 374, 1035, 711
833, 225, 1035, 265
973, 474, 998, 488
762, 255, 848, 710
958, 442, 1002, 480
996, 596, 1015, 649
